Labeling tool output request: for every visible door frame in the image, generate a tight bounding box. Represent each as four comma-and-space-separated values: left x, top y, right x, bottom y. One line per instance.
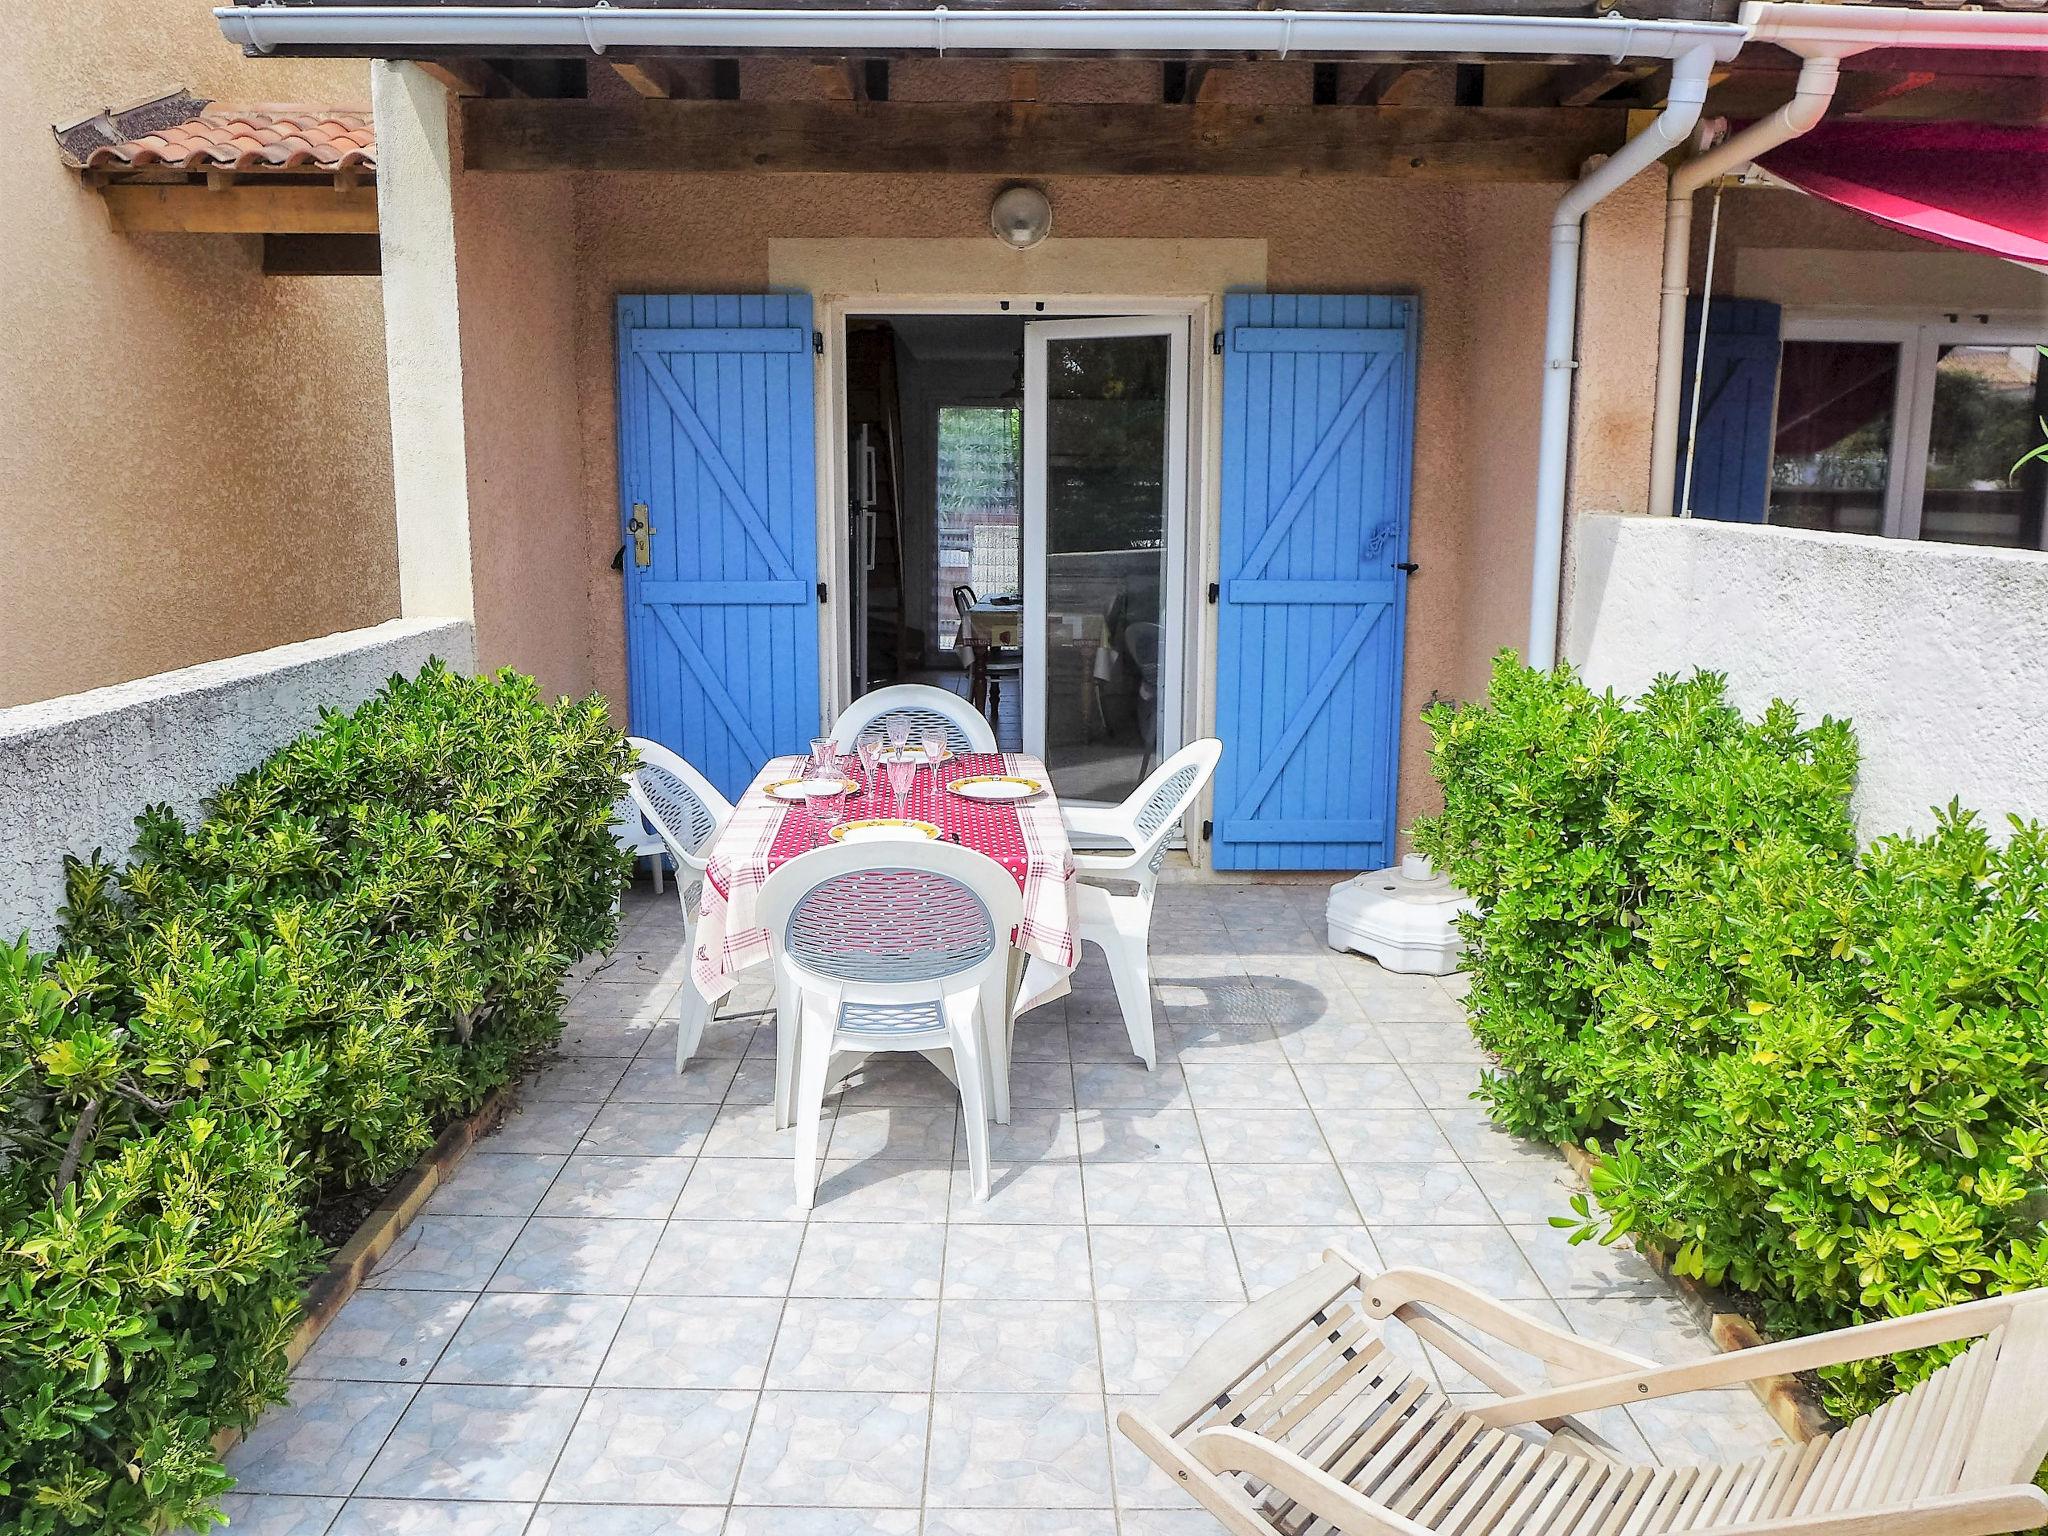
817, 294, 1215, 811
1020, 313, 1192, 779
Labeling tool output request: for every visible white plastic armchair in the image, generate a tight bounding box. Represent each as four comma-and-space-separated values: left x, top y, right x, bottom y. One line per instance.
830, 683, 997, 755
623, 737, 736, 1071
756, 839, 1022, 1207
1120, 1249, 2048, 1536
1064, 738, 1222, 1069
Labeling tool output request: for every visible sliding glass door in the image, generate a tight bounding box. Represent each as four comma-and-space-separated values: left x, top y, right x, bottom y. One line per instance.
1021, 317, 1189, 805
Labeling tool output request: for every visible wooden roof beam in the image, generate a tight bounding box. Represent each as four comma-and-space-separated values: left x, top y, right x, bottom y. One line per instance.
463, 97, 1625, 181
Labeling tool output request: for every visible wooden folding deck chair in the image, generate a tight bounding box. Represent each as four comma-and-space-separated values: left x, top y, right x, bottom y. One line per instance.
1118, 1248, 2048, 1536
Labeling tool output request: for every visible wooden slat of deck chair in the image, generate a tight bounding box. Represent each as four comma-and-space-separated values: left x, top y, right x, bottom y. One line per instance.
1122, 1256, 2048, 1536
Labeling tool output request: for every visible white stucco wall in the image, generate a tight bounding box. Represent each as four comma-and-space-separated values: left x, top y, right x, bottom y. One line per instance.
1566, 513, 2048, 839
0, 618, 474, 949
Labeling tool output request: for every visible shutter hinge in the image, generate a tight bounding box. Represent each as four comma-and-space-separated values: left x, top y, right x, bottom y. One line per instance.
1212, 330, 1225, 356
817, 581, 828, 603
1201, 819, 1213, 842
1206, 581, 1220, 604
813, 330, 825, 356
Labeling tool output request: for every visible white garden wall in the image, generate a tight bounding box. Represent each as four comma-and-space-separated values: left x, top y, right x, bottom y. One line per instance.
1566, 513, 2048, 838
0, 618, 474, 948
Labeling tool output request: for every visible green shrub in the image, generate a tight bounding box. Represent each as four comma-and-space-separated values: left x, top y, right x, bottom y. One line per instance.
0, 663, 631, 1534
1416, 655, 2048, 1421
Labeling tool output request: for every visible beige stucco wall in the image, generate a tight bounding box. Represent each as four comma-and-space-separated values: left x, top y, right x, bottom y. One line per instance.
1694, 186, 2048, 316
516, 169, 1564, 843
451, 160, 593, 699
0, 0, 397, 707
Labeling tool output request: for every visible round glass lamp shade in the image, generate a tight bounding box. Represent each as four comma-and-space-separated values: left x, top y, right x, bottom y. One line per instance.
990, 185, 1052, 249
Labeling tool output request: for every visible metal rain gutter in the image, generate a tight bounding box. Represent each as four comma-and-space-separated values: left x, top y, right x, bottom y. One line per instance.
215, 5, 1746, 61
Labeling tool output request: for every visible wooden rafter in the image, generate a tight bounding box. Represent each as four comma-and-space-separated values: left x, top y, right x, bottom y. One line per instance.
611, 59, 691, 98
1512, 59, 1659, 108
463, 98, 1625, 180
416, 59, 519, 98
1832, 69, 1939, 117
1353, 63, 1428, 107
816, 60, 863, 101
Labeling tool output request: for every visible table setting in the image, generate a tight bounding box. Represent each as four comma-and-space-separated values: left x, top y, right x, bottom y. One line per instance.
689, 711, 1080, 1018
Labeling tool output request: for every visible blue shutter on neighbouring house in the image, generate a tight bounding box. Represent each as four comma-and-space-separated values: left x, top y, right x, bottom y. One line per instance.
616, 294, 821, 798
1212, 294, 1417, 872
1674, 296, 1782, 523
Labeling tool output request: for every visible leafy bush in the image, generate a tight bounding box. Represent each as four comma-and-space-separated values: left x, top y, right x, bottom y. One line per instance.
0, 663, 630, 1534
1416, 656, 2048, 1420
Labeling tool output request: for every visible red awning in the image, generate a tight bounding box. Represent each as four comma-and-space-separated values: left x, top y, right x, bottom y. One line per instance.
1757, 121, 2048, 269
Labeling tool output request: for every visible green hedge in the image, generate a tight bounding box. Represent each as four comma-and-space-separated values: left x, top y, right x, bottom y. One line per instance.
0, 663, 631, 1535
1415, 656, 2048, 1420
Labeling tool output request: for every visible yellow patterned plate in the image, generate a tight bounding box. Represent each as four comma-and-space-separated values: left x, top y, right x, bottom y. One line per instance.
875, 744, 953, 764
766, 776, 860, 803
828, 819, 941, 844
945, 774, 1043, 803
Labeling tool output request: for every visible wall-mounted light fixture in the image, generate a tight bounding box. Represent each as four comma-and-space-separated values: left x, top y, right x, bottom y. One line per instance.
989, 184, 1052, 250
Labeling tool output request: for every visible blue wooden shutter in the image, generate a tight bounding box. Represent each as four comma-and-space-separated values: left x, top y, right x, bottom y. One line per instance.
1213, 294, 1416, 872
617, 294, 820, 798
1675, 296, 1782, 523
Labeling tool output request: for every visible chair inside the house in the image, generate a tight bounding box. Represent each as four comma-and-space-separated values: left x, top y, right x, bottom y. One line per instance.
756, 840, 1022, 1207
623, 737, 736, 1070
953, 584, 1023, 722
1121, 1250, 2048, 1536
1063, 737, 1223, 1070
829, 680, 998, 755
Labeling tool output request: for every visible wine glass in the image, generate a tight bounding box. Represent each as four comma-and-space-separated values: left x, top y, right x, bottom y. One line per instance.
855, 736, 882, 795
885, 714, 911, 756
919, 726, 946, 779
885, 755, 916, 819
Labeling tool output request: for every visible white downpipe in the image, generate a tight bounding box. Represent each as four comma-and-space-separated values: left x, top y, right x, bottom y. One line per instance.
216, 5, 1744, 61
1524, 44, 1714, 670
1646, 54, 1840, 519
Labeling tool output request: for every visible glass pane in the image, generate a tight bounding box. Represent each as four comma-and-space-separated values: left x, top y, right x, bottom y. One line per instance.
1767, 340, 1898, 536
1919, 344, 2048, 549
1042, 333, 1171, 804
933, 406, 1021, 651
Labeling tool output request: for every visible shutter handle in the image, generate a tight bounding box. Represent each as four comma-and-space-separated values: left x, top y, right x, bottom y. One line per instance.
1396, 561, 1419, 575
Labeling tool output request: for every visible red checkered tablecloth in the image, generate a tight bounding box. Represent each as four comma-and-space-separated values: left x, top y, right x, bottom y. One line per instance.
690, 751, 1078, 1012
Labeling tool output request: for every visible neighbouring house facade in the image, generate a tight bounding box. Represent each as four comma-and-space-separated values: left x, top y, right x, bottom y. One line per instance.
3, 0, 400, 707
32, 0, 2036, 876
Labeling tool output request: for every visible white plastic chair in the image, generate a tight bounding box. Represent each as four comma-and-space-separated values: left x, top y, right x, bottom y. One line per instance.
610, 796, 668, 896
623, 737, 736, 1071
830, 682, 997, 756
1062, 738, 1223, 1070
756, 839, 1021, 1208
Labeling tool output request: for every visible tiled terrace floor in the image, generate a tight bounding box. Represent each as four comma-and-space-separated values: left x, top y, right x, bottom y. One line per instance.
219, 875, 1787, 1536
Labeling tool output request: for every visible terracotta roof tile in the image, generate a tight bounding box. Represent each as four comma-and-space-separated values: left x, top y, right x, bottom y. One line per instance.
59, 105, 374, 174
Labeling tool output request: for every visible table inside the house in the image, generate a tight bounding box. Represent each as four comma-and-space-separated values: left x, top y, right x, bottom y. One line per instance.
689, 751, 1079, 1013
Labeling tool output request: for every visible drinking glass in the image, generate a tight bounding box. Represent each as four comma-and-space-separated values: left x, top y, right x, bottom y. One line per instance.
885, 756, 916, 818
885, 714, 911, 752
807, 782, 847, 834
809, 737, 836, 781
919, 726, 945, 775
855, 737, 882, 793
